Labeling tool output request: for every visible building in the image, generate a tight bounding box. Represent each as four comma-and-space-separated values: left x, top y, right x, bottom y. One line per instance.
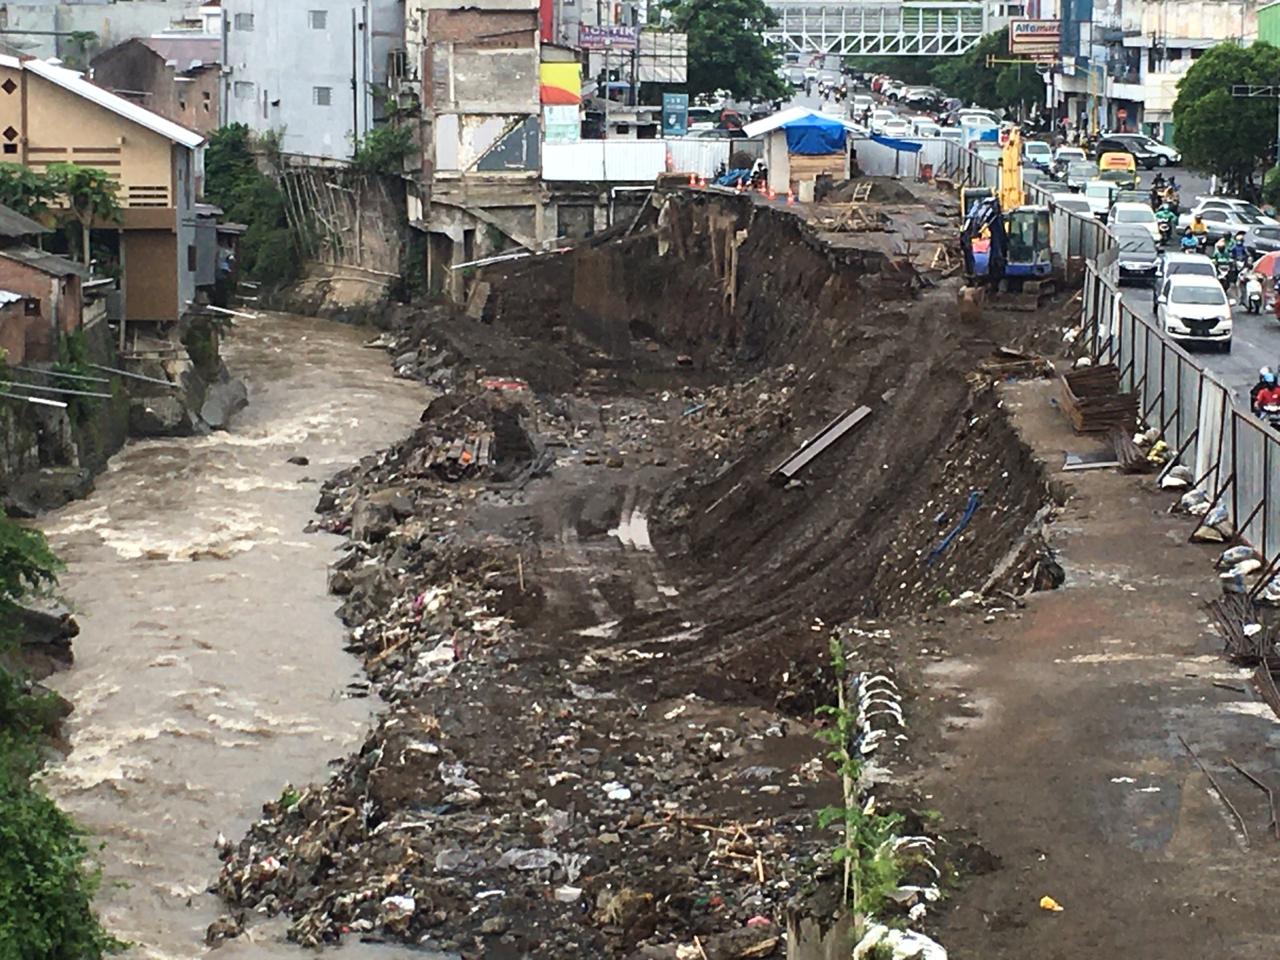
0, 203, 86, 365
90, 34, 222, 136
0, 56, 205, 327
405, 0, 543, 294
221, 0, 404, 160
1052, 0, 1260, 139
0, 1, 219, 65
1262, 0, 1280, 43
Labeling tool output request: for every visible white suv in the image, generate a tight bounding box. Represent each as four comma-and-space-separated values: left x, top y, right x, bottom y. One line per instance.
1156, 275, 1233, 352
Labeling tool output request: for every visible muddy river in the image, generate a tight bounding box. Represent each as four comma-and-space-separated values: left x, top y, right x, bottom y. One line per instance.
40, 313, 436, 958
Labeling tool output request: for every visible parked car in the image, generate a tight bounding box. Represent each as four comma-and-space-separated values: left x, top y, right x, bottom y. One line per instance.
1065, 160, 1100, 191
1023, 139, 1053, 171
1156, 274, 1233, 351
1113, 225, 1160, 285
1151, 252, 1216, 312
1104, 132, 1180, 167
1095, 136, 1161, 170
1109, 201, 1160, 242
870, 108, 897, 133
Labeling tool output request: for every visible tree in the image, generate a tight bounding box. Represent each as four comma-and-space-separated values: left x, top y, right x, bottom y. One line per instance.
662, 0, 788, 102
0, 164, 58, 218
45, 163, 121, 266
930, 29, 1044, 114
1173, 41, 1280, 196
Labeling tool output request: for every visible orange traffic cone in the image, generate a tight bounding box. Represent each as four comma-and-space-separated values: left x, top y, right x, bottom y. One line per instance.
688, 173, 696, 186
786, 189, 795, 205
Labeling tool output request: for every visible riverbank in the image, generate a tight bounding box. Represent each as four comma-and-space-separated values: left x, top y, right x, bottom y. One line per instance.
37, 310, 427, 958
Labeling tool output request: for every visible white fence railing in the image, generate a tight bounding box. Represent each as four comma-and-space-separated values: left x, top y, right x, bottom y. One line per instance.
543, 137, 741, 182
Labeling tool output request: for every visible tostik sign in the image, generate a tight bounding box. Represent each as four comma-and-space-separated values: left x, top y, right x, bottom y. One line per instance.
1009, 19, 1061, 56
578, 24, 640, 50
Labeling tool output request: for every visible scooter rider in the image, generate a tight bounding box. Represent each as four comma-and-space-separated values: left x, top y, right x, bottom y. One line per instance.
1253, 370, 1280, 417
1228, 230, 1250, 262
1155, 202, 1178, 241
1179, 226, 1199, 251
1251, 367, 1277, 411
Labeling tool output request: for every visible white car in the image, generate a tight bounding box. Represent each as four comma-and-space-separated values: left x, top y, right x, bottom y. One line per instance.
1052, 196, 1093, 218
870, 108, 897, 133
1109, 202, 1160, 242
1188, 198, 1279, 227
937, 127, 963, 144
1082, 181, 1117, 219
880, 118, 913, 138
911, 119, 942, 137
1150, 252, 1215, 313
852, 94, 874, 113
1156, 275, 1233, 351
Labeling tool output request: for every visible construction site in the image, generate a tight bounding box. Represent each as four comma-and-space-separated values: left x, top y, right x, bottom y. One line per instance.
187, 172, 1280, 959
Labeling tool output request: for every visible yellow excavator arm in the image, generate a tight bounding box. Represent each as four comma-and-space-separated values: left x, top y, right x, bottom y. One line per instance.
1000, 127, 1024, 211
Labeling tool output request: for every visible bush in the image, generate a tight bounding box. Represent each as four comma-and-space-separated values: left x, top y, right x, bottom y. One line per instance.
351, 126, 414, 176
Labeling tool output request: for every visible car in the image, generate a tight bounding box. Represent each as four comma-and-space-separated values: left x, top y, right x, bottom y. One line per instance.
912, 119, 942, 138
1112, 225, 1159, 285
852, 94, 874, 113
1023, 140, 1053, 171
1052, 145, 1087, 176
1188, 198, 1279, 227
1151, 252, 1216, 312
1065, 160, 1100, 191
1156, 275, 1233, 351
937, 127, 963, 143
1095, 137, 1161, 170
820, 101, 846, 117
1022, 168, 1048, 187
1177, 206, 1265, 239
1113, 189, 1149, 206
880, 118, 913, 138
869, 108, 897, 132
1097, 166, 1139, 191
1109, 201, 1161, 242
1083, 180, 1118, 219
1052, 195, 1093, 218
1105, 133, 1180, 167
973, 142, 1003, 164
1245, 223, 1280, 255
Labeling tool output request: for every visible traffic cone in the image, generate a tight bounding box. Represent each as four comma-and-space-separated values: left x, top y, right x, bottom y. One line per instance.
767, 187, 776, 201
786, 189, 795, 205
688, 173, 696, 187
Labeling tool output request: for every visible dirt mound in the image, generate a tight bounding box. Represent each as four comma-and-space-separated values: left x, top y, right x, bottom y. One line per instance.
216, 190, 1063, 955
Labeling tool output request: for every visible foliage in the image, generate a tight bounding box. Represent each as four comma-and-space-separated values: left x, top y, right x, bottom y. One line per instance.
0, 520, 60, 625
661, 0, 789, 102
0, 164, 58, 218
45, 164, 121, 266
814, 638, 907, 928
1265, 166, 1280, 210
52, 331, 97, 425
1174, 42, 1280, 196
204, 124, 301, 287
929, 29, 1043, 112
351, 126, 414, 176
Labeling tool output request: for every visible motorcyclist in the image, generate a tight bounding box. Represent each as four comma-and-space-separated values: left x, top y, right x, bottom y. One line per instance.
1179, 227, 1199, 251
1155, 202, 1178, 240
1191, 214, 1209, 242
1228, 230, 1250, 262
1211, 237, 1231, 265
1253, 369, 1280, 416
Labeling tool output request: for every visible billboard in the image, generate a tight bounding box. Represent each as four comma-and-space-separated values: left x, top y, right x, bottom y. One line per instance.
662, 92, 689, 137
1009, 19, 1061, 56
579, 25, 640, 50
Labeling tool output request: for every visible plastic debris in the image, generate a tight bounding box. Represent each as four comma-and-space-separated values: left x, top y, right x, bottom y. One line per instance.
1039, 895, 1064, 912
854, 923, 948, 959
1161, 465, 1193, 490
1217, 545, 1260, 569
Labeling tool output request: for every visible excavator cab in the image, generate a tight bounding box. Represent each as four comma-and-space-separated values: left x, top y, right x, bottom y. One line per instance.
1004, 206, 1053, 282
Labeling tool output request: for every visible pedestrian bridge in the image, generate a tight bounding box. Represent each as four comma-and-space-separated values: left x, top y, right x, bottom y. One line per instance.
767, 1, 989, 56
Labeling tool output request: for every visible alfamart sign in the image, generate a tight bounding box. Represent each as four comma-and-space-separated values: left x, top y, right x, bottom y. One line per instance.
1009, 19, 1061, 56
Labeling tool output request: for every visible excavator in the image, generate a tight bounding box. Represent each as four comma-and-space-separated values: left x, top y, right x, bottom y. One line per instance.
958, 127, 1057, 310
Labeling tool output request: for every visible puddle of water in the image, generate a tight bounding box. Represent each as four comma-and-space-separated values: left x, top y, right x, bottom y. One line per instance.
39, 313, 444, 958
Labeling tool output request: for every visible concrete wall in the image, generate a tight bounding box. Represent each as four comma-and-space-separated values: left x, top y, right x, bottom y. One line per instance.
0, 259, 81, 362
222, 0, 401, 160
91, 41, 220, 136
0, 2, 200, 64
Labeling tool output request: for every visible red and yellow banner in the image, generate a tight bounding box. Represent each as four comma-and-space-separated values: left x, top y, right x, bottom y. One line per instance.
540, 62, 580, 105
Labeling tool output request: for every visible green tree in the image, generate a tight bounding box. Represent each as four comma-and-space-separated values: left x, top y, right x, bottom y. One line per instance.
351, 126, 414, 176
662, 0, 789, 101
930, 29, 1043, 113
45, 163, 121, 266
1174, 41, 1280, 196
0, 519, 60, 625
0, 164, 58, 218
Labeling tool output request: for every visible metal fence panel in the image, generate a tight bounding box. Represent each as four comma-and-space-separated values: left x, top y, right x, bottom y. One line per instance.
1236, 420, 1269, 550
667, 138, 732, 178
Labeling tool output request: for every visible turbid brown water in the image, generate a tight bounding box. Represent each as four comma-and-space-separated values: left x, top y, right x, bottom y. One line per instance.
39, 312, 440, 958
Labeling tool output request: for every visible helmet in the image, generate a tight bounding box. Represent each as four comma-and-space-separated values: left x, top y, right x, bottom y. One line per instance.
1265, 372, 1277, 387
1194, 213, 1204, 221
1183, 227, 1192, 235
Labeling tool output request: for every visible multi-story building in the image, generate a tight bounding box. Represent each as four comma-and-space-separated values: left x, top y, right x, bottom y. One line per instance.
221, 0, 404, 160
90, 34, 222, 136
0, 1, 219, 64
0, 55, 205, 326
1053, 0, 1258, 139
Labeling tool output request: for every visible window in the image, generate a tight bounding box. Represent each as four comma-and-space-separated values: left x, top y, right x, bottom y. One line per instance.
22, 298, 39, 316
313, 86, 332, 106
187, 245, 197, 272
233, 80, 255, 99
308, 9, 328, 29
1, 144, 14, 155
234, 13, 254, 30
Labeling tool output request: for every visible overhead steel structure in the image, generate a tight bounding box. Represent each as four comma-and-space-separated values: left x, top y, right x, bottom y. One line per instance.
767, 1, 990, 57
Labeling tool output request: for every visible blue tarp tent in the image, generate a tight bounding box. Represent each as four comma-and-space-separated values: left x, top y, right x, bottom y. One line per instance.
870, 135, 922, 153
782, 113, 849, 155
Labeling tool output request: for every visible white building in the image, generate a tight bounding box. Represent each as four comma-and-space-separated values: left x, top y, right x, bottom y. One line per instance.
221, 0, 404, 160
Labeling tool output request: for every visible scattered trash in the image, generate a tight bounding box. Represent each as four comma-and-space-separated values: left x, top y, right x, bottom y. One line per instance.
854, 923, 948, 959
1161, 465, 1193, 490
1039, 895, 1064, 912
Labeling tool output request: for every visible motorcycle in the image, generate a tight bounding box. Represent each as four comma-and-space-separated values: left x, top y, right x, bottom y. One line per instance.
1216, 260, 1233, 290
1157, 219, 1172, 246
1245, 273, 1264, 314
1260, 403, 1280, 431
